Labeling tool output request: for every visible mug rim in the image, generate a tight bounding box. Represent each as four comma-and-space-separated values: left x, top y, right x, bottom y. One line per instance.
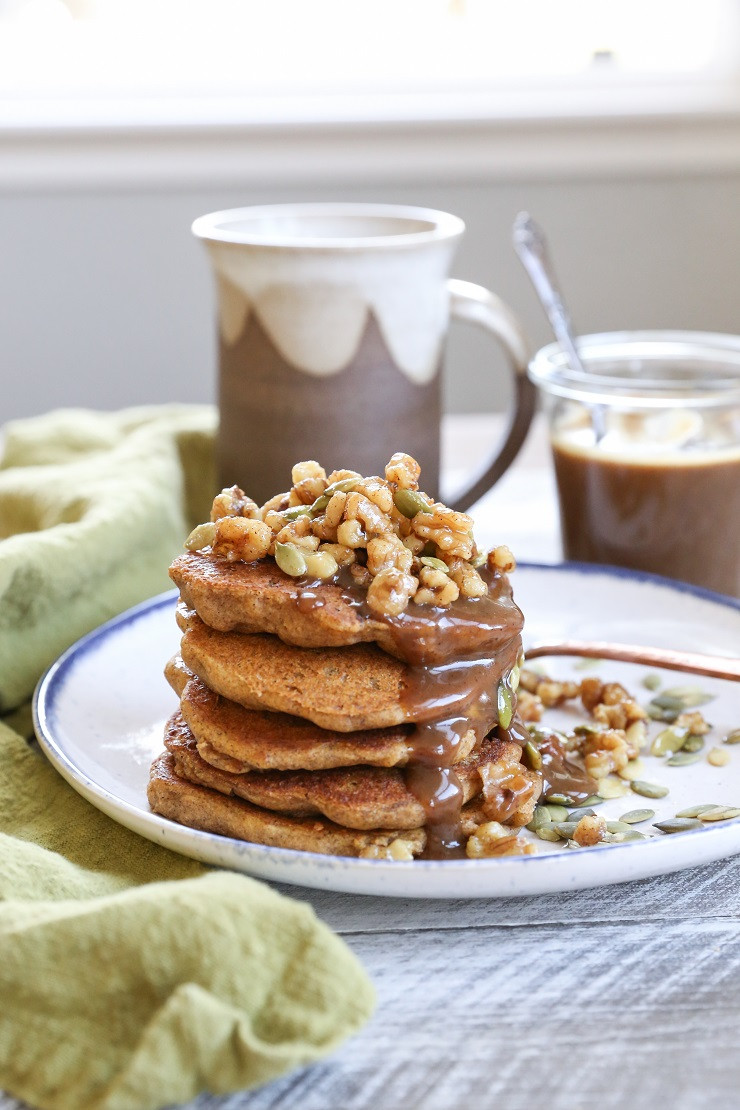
528, 329, 740, 407
191, 202, 465, 250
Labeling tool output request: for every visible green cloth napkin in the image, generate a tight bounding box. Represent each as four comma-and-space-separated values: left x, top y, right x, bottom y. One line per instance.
0, 405, 218, 711
0, 406, 376, 1110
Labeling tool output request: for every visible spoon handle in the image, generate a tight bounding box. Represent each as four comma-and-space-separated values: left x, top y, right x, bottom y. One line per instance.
512, 211, 585, 374
525, 640, 740, 682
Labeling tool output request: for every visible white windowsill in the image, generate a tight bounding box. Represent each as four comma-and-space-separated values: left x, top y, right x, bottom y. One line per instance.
3, 80, 740, 192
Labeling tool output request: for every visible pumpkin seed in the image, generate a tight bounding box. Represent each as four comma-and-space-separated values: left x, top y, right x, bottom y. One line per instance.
697, 806, 740, 822
580, 794, 604, 807
303, 550, 339, 580
647, 704, 681, 723
536, 826, 563, 843
544, 793, 574, 806
281, 505, 313, 522
471, 551, 487, 568
522, 740, 542, 772
274, 541, 308, 578
574, 723, 600, 736
393, 489, 433, 519
568, 808, 597, 821
497, 682, 514, 730
618, 758, 646, 782
667, 751, 702, 767
631, 780, 669, 799
619, 808, 656, 825
308, 493, 331, 515
676, 804, 720, 818
611, 829, 647, 842
651, 726, 688, 757
534, 806, 553, 829
707, 747, 731, 767
654, 818, 703, 834
552, 822, 579, 838
649, 693, 688, 712
544, 804, 570, 822
606, 820, 635, 834
420, 556, 450, 572
663, 684, 714, 708
184, 521, 216, 552
723, 729, 740, 746
323, 476, 359, 496
597, 776, 629, 799
642, 673, 662, 691
681, 734, 705, 753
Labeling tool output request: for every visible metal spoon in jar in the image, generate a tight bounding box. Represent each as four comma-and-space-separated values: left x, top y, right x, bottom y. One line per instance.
512, 212, 606, 439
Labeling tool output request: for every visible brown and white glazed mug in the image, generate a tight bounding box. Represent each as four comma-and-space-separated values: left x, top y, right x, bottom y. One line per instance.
192, 203, 536, 509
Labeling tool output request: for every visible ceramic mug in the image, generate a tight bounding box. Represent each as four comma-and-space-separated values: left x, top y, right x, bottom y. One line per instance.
192, 203, 536, 509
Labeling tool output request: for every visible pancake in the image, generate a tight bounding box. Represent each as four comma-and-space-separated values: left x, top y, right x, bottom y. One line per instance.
163, 710, 538, 831
148, 752, 427, 858
165, 657, 479, 772
170, 551, 525, 663
179, 613, 407, 732
171, 550, 397, 652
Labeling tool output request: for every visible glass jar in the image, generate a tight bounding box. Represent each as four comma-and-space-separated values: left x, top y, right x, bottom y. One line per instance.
527, 330, 740, 598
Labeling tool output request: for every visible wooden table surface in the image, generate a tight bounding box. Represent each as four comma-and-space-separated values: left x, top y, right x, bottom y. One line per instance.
4, 416, 740, 1110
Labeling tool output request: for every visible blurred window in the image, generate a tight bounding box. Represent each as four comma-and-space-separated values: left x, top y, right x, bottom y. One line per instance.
0, 0, 738, 124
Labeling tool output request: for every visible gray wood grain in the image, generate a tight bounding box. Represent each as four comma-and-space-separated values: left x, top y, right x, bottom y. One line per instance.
4, 857, 740, 1110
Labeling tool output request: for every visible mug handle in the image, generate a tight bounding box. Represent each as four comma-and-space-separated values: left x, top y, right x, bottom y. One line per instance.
447, 278, 537, 513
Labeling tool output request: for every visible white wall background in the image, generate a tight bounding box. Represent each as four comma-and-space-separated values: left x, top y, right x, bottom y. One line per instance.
2, 119, 740, 423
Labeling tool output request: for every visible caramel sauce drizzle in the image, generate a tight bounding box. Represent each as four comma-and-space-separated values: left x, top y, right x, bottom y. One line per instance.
295, 566, 526, 859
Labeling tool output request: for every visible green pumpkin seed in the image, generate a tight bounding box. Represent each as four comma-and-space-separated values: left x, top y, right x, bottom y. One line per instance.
597, 776, 629, 800
650, 693, 688, 712
651, 726, 688, 757
606, 820, 635, 834
574, 723, 600, 736
274, 541, 308, 577
654, 818, 703, 834
552, 822, 578, 838
536, 826, 563, 843
184, 521, 216, 552
522, 740, 542, 772
393, 489, 433, 519
281, 505, 313, 522
568, 808, 597, 821
543, 804, 569, 822
663, 684, 714, 708
647, 704, 681, 723
420, 556, 450, 572
619, 808, 655, 825
667, 751, 702, 767
697, 806, 740, 822
580, 794, 604, 807
497, 682, 514, 730
676, 804, 719, 818
323, 477, 359, 496
723, 729, 740, 745
471, 551, 487, 568
681, 734, 705, 753
611, 830, 647, 842
642, 673, 662, 691
544, 793, 574, 807
631, 780, 669, 799
308, 493, 331, 515
302, 550, 339, 580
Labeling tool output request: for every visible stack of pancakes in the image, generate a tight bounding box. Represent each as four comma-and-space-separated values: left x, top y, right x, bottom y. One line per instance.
148, 553, 542, 859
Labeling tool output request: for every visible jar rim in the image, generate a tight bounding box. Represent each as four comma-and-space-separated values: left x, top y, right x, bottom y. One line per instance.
528, 330, 740, 407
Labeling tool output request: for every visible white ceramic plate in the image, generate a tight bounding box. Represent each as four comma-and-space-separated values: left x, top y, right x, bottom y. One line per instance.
33, 564, 740, 899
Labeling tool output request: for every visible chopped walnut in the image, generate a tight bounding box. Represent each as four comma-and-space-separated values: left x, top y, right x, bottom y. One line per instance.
211, 517, 271, 562
583, 728, 633, 779
573, 814, 607, 846
385, 452, 421, 489
675, 710, 710, 734
210, 485, 259, 522
358, 837, 415, 861
517, 690, 544, 722
466, 822, 532, 858
186, 453, 517, 613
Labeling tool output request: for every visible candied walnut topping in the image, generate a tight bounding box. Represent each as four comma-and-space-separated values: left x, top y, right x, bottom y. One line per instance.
183, 454, 515, 616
